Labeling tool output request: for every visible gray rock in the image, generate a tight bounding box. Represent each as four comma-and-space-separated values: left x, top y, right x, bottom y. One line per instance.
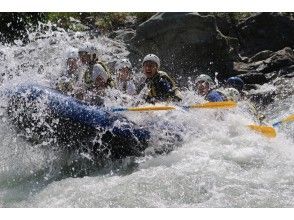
235, 47, 294, 106
255, 47, 294, 73
248, 50, 274, 63
234, 47, 294, 83
239, 71, 268, 84
237, 13, 294, 56
228, 46, 294, 108
109, 29, 136, 42
128, 12, 238, 83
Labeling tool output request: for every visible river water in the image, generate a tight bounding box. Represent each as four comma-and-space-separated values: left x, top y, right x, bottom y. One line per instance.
0, 25, 294, 208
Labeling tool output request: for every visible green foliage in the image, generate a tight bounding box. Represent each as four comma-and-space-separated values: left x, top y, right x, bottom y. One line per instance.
46, 12, 79, 23
46, 12, 82, 29
94, 13, 129, 31
46, 12, 156, 31
130, 12, 156, 23
91, 12, 155, 31
0, 12, 156, 43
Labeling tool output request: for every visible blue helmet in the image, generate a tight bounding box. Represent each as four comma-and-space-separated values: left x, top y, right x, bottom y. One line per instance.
226, 77, 244, 92
206, 90, 225, 102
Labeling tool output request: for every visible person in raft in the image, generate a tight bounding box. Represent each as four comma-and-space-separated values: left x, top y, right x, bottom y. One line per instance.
142, 54, 182, 103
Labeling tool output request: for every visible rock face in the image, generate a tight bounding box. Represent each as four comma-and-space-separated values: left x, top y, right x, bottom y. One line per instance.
128, 12, 238, 84
124, 12, 293, 107
232, 47, 294, 105
237, 13, 294, 56
234, 47, 294, 84
109, 29, 136, 42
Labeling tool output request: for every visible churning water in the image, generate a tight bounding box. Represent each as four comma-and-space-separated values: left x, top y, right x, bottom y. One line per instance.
0, 24, 294, 208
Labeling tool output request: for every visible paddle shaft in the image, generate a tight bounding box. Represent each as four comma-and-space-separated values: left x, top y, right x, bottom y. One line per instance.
112, 101, 237, 112
273, 114, 294, 127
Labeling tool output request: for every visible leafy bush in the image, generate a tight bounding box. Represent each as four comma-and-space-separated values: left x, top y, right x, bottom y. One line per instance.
0, 12, 156, 43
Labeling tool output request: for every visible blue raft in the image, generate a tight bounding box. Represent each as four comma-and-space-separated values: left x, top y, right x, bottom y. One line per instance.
6, 84, 151, 160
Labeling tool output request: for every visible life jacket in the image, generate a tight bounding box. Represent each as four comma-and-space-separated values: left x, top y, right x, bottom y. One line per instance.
145, 71, 182, 102
205, 88, 227, 102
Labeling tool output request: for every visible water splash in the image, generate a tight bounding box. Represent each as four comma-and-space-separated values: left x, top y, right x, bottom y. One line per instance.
0, 24, 294, 207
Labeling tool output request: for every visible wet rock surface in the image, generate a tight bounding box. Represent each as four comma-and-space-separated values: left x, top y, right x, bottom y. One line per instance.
125, 12, 294, 107
1, 12, 293, 108
128, 12, 238, 82
237, 13, 294, 56
234, 47, 294, 83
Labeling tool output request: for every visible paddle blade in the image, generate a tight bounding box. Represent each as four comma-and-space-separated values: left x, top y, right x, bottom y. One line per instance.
127, 106, 176, 111
273, 114, 294, 127
247, 125, 277, 138
189, 101, 237, 109
282, 114, 294, 123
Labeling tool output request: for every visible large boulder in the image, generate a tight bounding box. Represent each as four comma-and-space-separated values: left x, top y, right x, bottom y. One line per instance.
238, 71, 268, 85
109, 29, 136, 42
128, 12, 238, 84
234, 47, 294, 85
237, 13, 294, 56
235, 47, 294, 73
229, 46, 294, 108
254, 47, 294, 73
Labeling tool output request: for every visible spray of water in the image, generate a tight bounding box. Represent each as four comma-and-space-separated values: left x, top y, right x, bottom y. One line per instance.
0, 23, 294, 207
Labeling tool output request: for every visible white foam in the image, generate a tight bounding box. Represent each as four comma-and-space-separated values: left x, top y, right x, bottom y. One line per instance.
1, 24, 294, 208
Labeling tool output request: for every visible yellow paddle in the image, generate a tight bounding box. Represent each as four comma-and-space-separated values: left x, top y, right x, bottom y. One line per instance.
111, 101, 237, 112
272, 114, 294, 127
187, 101, 237, 109
112, 101, 278, 138
247, 124, 277, 138
248, 113, 294, 138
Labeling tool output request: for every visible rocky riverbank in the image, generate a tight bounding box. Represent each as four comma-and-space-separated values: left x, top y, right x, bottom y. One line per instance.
1, 12, 293, 108
121, 12, 294, 107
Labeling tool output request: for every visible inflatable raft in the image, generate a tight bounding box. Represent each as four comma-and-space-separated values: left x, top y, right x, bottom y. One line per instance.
6, 84, 151, 160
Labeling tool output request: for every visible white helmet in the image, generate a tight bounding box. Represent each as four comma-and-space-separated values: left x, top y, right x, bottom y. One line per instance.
66, 48, 79, 59
223, 88, 240, 102
142, 54, 160, 68
78, 42, 98, 55
195, 74, 214, 87
115, 59, 132, 71
92, 64, 108, 82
